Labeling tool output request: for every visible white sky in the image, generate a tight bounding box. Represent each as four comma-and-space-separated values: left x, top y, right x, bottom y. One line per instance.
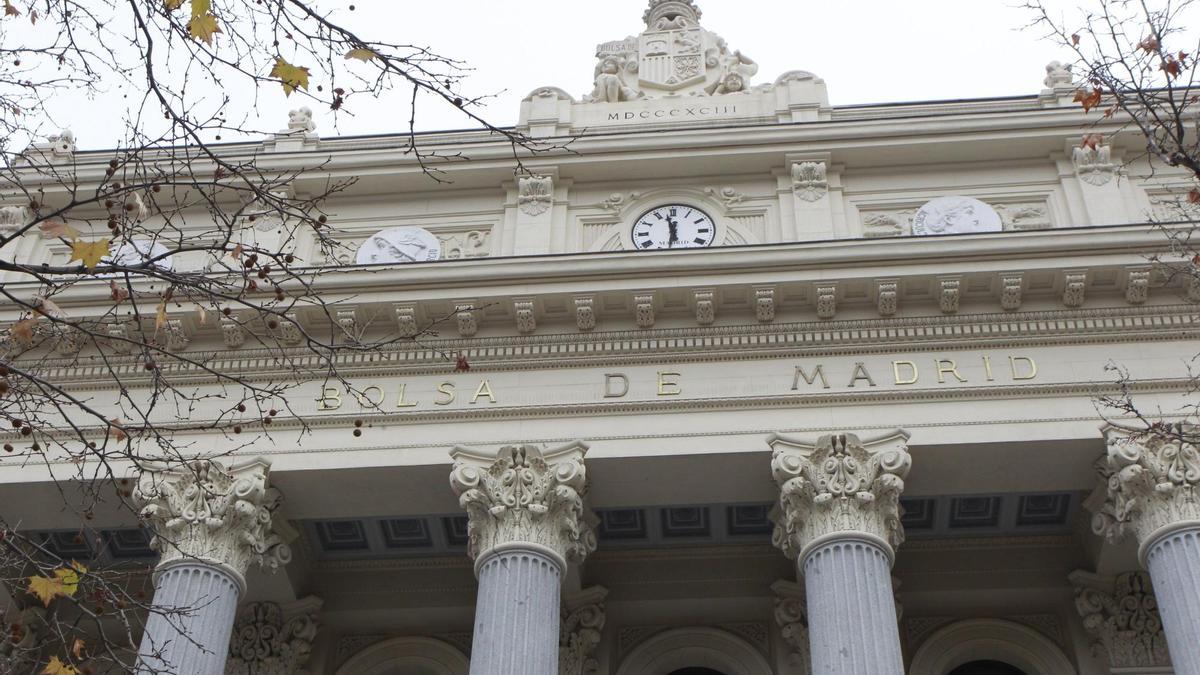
53, 0, 1091, 148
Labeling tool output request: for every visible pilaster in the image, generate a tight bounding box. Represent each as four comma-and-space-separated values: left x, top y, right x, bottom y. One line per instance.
226, 597, 322, 675
771, 580, 811, 675
1069, 569, 1171, 673
559, 586, 607, 675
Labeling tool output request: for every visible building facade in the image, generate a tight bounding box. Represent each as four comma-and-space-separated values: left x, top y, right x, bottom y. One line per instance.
3, 1, 1200, 674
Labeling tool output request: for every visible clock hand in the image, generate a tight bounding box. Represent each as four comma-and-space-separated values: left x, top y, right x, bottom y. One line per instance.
667, 218, 679, 246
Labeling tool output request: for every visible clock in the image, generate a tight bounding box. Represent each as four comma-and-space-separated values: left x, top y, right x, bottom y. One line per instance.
630, 204, 716, 250
355, 226, 441, 265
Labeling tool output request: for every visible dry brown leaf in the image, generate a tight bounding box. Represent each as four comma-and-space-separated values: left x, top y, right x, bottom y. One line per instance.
39, 220, 78, 239
11, 317, 38, 344
108, 419, 126, 442
3, 1, 20, 18
71, 638, 85, 660
1082, 132, 1105, 150
154, 301, 168, 332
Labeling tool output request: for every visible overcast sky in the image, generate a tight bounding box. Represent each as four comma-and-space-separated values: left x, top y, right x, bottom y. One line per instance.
54, 0, 1091, 148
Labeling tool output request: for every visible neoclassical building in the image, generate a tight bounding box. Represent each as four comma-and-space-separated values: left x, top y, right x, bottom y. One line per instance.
3, 1, 1200, 674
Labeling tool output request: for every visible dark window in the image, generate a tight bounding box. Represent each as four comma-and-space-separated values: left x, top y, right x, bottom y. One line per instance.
948, 661, 1027, 675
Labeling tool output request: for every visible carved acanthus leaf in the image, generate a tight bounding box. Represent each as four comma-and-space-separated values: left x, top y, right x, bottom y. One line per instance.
634, 293, 655, 328
1070, 570, 1170, 669
515, 300, 537, 334
694, 289, 715, 325
575, 296, 596, 332
771, 580, 811, 675
815, 285, 836, 320
1126, 270, 1150, 305
449, 442, 596, 566
1063, 271, 1087, 308
939, 278, 960, 315
754, 287, 776, 322
1000, 274, 1023, 311
770, 431, 912, 562
134, 458, 291, 583
518, 176, 554, 216
1091, 425, 1200, 558
560, 586, 607, 675
792, 162, 828, 202
876, 280, 898, 317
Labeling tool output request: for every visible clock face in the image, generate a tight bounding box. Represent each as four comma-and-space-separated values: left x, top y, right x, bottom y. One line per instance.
631, 205, 716, 250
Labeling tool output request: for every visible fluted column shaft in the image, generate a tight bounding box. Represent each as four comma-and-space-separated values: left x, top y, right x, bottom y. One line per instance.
1146, 527, 1200, 675
136, 562, 241, 675
470, 548, 563, 675
802, 538, 904, 675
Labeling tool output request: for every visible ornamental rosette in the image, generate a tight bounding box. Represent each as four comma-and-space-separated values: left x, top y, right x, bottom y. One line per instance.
769, 430, 911, 563
1091, 425, 1200, 558
449, 441, 595, 568
134, 458, 291, 583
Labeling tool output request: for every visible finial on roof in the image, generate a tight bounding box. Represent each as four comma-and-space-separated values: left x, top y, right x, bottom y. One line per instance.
643, 0, 701, 29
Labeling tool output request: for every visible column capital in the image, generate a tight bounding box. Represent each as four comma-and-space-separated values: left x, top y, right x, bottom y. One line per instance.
1069, 569, 1171, 670
769, 430, 911, 564
449, 441, 596, 571
1091, 424, 1200, 564
226, 597, 322, 675
134, 457, 291, 589
559, 585, 607, 675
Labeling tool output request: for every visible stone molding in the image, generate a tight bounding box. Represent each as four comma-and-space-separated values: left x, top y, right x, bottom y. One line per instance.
770, 579, 811, 675
769, 430, 911, 563
226, 596, 322, 675
449, 441, 596, 571
134, 457, 291, 588
560, 585, 607, 675
1069, 569, 1171, 669
1090, 424, 1200, 563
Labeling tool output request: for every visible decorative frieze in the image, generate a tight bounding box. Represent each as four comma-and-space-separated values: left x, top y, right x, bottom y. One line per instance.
939, 277, 961, 315
1063, 271, 1087, 308
227, 597, 322, 675
876, 280, 898, 317
769, 430, 912, 562
438, 229, 492, 259
1070, 570, 1170, 670
1125, 269, 1150, 305
693, 289, 715, 326
792, 161, 828, 202
704, 186, 745, 208
514, 300, 537, 334
518, 175, 554, 216
860, 201, 1051, 238
1090, 424, 1200, 560
754, 287, 776, 322
448, 442, 596, 568
634, 293, 655, 328
560, 586, 607, 675
1000, 273, 1024, 311
134, 458, 291, 584
815, 285, 837, 320
771, 580, 811, 675
1074, 144, 1117, 186
574, 296, 596, 331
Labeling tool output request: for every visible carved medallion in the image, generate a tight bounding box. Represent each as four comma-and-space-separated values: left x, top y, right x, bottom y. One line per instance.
354, 227, 441, 265
911, 196, 1002, 236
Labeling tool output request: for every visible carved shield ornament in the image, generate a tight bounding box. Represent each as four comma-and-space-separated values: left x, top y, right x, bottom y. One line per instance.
638, 27, 709, 90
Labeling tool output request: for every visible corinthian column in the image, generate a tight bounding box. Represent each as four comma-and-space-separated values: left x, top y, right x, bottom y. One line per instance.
1092, 424, 1200, 675
449, 441, 595, 675
769, 430, 911, 675
134, 458, 290, 675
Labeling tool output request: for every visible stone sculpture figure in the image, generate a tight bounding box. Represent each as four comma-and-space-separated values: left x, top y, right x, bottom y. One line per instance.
1044, 60, 1074, 89
586, 57, 642, 103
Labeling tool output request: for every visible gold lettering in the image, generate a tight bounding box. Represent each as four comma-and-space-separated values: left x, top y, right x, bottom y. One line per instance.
657, 371, 682, 396
434, 382, 456, 406
395, 382, 418, 408
792, 365, 830, 390
847, 362, 877, 387
471, 379, 497, 404
1010, 356, 1038, 381
935, 359, 967, 384
892, 360, 919, 385
316, 386, 342, 411
353, 385, 385, 409
604, 373, 630, 398
982, 356, 995, 382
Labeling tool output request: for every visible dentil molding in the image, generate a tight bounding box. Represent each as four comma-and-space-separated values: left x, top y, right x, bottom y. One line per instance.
1089, 424, 1200, 563
448, 441, 596, 571
769, 430, 912, 563
134, 457, 291, 587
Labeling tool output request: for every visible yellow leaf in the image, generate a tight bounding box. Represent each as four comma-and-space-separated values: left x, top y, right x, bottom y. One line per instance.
187, 12, 220, 44
68, 238, 110, 271
269, 58, 311, 96
27, 564, 84, 607
164, 0, 183, 9
154, 301, 168, 332
344, 48, 376, 62
189, 0, 210, 16
42, 656, 79, 675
